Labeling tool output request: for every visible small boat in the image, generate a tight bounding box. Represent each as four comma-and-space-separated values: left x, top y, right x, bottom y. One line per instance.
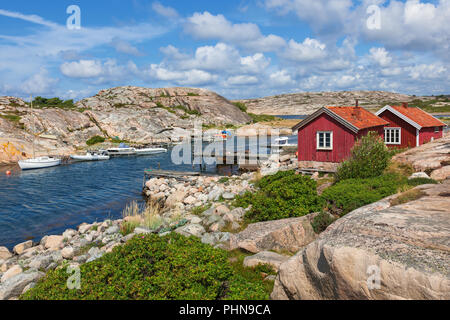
19, 156, 62, 170
105, 147, 136, 156
134, 147, 168, 155
70, 152, 110, 162
271, 137, 296, 148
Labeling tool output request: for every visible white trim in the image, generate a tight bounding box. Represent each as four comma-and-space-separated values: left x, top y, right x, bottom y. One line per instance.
376, 105, 422, 130
416, 129, 420, 147
384, 127, 401, 145
317, 131, 333, 150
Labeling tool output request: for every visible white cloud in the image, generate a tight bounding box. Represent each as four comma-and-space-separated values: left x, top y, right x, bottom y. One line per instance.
21, 68, 58, 95
369, 47, 392, 67
110, 37, 143, 56
152, 2, 180, 19
240, 53, 270, 74
270, 70, 295, 87
184, 11, 286, 51
282, 38, 327, 62
226, 75, 259, 86
60, 60, 103, 78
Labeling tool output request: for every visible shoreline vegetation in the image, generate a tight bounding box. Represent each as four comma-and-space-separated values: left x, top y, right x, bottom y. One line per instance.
1, 131, 447, 300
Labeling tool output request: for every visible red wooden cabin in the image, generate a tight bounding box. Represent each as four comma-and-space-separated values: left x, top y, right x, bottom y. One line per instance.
375, 103, 446, 148
292, 106, 388, 163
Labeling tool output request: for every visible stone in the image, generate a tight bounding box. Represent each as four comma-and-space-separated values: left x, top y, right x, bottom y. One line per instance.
271, 181, 450, 300
222, 192, 236, 200
42, 235, 64, 250
134, 227, 153, 234
73, 255, 88, 264
78, 223, 92, 234
0, 271, 45, 300
175, 224, 205, 237
188, 216, 203, 224
229, 215, 317, 254
102, 234, 121, 245
183, 196, 197, 205
61, 247, 75, 259
201, 233, 217, 246
0, 247, 12, 260
165, 190, 187, 208
208, 187, 224, 201
62, 229, 77, 240
1, 265, 22, 283
209, 221, 225, 233
243, 251, 290, 272
21, 282, 36, 295
13, 241, 33, 255
105, 225, 120, 235
408, 172, 430, 180
28, 255, 53, 270
214, 205, 230, 216
430, 166, 450, 181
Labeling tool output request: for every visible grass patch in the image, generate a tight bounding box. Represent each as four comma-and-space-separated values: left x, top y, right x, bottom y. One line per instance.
233, 102, 247, 113
311, 211, 336, 234
191, 203, 212, 216
22, 234, 269, 300
121, 201, 163, 233
187, 92, 199, 97
407, 177, 438, 187
248, 113, 278, 123
86, 135, 105, 146
390, 189, 426, 206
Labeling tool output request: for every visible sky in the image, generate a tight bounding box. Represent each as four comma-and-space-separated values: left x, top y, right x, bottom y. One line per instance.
0, 0, 449, 101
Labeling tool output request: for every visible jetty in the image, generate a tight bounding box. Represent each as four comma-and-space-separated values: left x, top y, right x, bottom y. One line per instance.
143, 169, 220, 185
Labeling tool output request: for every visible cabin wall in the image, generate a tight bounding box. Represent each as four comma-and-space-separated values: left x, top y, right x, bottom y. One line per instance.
297, 113, 356, 163
419, 127, 443, 145
378, 110, 417, 148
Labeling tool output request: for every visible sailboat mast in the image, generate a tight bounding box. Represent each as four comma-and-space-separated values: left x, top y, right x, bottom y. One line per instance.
31, 94, 35, 159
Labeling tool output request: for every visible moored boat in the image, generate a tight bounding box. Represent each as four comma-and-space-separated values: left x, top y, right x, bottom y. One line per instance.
70, 152, 110, 161
18, 157, 62, 170
134, 147, 168, 155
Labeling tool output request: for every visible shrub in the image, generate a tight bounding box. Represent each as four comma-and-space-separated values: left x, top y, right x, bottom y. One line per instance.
21, 234, 268, 300
407, 177, 438, 187
390, 189, 426, 206
187, 92, 199, 97
232, 102, 247, 113
235, 170, 323, 223
321, 174, 405, 216
86, 135, 105, 146
311, 211, 336, 234
336, 131, 391, 181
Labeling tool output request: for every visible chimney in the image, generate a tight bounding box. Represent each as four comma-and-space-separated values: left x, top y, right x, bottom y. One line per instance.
402, 102, 408, 108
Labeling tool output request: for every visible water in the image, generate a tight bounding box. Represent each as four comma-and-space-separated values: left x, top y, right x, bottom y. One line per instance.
0, 149, 216, 249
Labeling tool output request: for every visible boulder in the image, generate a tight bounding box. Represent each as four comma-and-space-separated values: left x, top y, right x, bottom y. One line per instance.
175, 224, 205, 238
229, 215, 317, 253
78, 223, 92, 234
430, 166, 450, 181
0, 271, 45, 300
28, 254, 53, 270
13, 240, 33, 255
271, 182, 450, 300
243, 251, 290, 272
42, 235, 64, 250
61, 247, 75, 259
105, 225, 120, 235
1, 265, 22, 283
408, 172, 430, 180
222, 192, 236, 200
183, 196, 197, 205
214, 205, 230, 216
165, 190, 187, 208
0, 247, 12, 260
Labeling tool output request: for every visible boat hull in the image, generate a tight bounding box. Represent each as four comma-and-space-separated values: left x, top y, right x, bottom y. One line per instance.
135, 148, 168, 155
18, 158, 62, 170
70, 154, 110, 161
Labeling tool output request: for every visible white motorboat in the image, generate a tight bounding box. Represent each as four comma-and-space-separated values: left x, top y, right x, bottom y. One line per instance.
70, 152, 110, 161
105, 147, 136, 156
18, 157, 61, 170
134, 147, 168, 155
271, 137, 296, 148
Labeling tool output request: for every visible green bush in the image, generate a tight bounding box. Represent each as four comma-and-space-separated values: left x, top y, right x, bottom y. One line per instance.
336, 131, 391, 181
311, 212, 336, 234
232, 102, 247, 113
235, 170, 323, 223
21, 233, 268, 300
86, 135, 105, 146
407, 177, 438, 187
321, 174, 405, 216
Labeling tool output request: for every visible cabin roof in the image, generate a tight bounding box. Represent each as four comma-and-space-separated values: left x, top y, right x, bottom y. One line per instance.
376, 105, 445, 129
292, 106, 388, 133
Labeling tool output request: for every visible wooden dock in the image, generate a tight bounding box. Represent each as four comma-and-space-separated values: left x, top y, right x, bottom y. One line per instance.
143, 169, 219, 184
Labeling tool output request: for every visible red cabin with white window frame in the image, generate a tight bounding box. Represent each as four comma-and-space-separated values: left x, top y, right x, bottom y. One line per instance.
375, 103, 446, 148
292, 105, 388, 163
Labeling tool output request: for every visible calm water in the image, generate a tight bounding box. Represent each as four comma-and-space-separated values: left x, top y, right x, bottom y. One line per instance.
0, 149, 216, 249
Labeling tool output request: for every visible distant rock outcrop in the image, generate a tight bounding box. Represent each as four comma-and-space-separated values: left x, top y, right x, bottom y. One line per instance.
0, 87, 251, 163
271, 181, 450, 300
234, 91, 413, 115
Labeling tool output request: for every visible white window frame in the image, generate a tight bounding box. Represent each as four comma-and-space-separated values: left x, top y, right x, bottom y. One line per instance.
434, 127, 439, 133
316, 131, 333, 150
384, 127, 401, 145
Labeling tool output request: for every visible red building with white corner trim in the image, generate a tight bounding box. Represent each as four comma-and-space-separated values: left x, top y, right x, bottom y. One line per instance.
292, 106, 388, 163
375, 103, 446, 148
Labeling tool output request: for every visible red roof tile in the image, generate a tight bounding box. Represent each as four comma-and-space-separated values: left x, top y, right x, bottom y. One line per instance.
326, 106, 388, 130
390, 105, 445, 128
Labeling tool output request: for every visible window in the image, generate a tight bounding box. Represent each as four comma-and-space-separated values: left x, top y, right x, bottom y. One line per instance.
317, 131, 333, 150
384, 128, 401, 145
434, 127, 439, 133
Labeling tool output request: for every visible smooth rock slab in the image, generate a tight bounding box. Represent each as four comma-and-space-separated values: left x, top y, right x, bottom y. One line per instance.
244, 251, 290, 271
0, 271, 44, 300
0, 247, 12, 260
13, 240, 33, 255
1, 265, 22, 283
271, 182, 450, 300
229, 215, 317, 253
175, 223, 205, 238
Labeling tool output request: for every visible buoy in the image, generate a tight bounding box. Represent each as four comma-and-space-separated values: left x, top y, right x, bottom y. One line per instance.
6, 170, 12, 176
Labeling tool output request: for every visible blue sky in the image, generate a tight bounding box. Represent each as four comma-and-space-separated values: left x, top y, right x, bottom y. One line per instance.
0, 0, 448, 101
